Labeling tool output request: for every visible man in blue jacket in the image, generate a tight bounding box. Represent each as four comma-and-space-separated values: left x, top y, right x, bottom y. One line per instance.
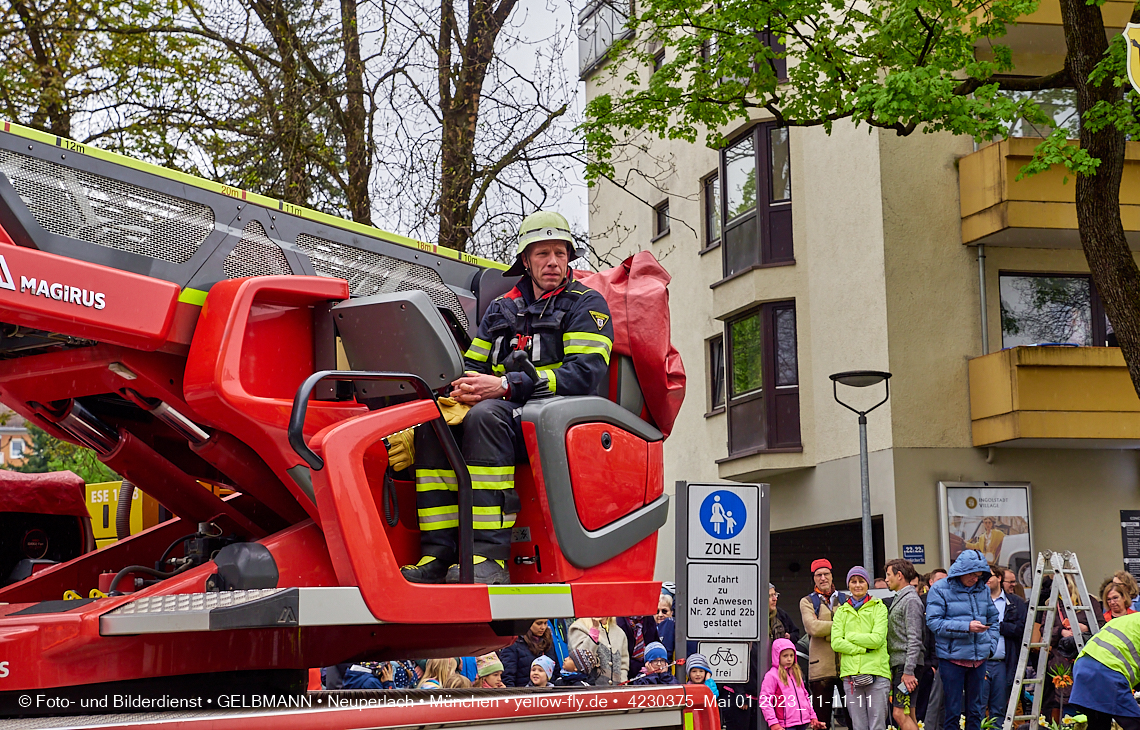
926, 550, 1000, 730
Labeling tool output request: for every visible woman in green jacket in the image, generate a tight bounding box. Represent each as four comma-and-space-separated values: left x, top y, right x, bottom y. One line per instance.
831, 566, 890, 730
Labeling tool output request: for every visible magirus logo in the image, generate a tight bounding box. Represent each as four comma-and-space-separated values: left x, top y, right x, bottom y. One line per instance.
0, 254, 106, 310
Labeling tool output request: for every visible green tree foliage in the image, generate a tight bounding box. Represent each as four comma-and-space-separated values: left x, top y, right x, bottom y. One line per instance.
0, 0, 208, 145
13, 424, 119, 484
579, 0, 1140, 398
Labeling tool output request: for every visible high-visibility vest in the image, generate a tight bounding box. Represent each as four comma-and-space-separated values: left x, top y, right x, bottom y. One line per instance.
1079, 612, 1140, 688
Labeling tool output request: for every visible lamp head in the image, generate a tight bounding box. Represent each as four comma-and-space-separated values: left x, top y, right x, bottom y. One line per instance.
829, 370, 892, 388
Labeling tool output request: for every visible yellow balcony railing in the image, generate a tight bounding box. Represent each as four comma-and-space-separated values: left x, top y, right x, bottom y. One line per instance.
959, 138, 1140, 248
969, 346, 1140, 447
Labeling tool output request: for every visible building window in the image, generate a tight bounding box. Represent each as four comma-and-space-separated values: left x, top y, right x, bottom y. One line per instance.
999, 273, 1113, 347
578, 0, 633, 79
9, 437, 25, 460
653, 48, 666, 72
759, 30, 787, 82
709, 335, 725, 412
703, 173, 721, 250
721, 122, 793, 278
654, 200, 670, 239
725, 302, 800, 455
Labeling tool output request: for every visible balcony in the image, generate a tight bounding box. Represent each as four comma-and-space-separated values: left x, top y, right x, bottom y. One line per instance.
969, 346, 1140, 447
973, 0, 1131, 68
959, 138, 1140, 249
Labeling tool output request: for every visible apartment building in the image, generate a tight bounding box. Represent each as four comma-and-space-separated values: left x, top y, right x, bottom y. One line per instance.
578, 0, 1140, 596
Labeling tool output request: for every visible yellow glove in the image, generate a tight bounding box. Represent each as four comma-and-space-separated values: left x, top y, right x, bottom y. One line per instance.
384, 398, 471, 471
385, 427, 416, 471
437, 396, 471, 426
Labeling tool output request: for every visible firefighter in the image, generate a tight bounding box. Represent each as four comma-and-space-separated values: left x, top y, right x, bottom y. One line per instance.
1067, 611, 1140, 730
400, 211, 614, 585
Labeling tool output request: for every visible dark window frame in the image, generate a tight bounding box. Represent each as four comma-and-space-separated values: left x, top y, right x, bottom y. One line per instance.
707, 334, 726, 416
577, 0, 635, 79
998, 270, 1114, 347
724, 301, 800, 456
701, 172, 721, 254
720, 122, 793, 280
652, 199, 671, 241
653, 48, 666, 72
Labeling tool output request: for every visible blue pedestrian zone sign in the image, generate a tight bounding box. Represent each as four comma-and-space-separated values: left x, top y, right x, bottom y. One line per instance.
700, 491, 747, 540
687, 484, 759, 560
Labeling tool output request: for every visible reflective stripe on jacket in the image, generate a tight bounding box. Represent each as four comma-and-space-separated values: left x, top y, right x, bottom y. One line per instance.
463, 274, 614, 403
1080, 612, 1140, 688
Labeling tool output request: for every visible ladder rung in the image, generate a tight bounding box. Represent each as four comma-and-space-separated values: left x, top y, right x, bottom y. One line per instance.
1020, 678, 1044, 684
1028, 642, 1049, 648
1014, 716, 1038, 721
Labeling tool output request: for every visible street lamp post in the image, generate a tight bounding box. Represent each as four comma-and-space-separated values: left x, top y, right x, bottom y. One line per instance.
829, 370, 892, 574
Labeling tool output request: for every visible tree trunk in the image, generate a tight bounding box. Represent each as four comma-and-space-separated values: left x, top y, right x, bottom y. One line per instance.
12, 0, 71, 138
253, 0, 310, 207
340, 0, 372, 225
1060, 0, 1140, 396
435, 0, 516, 252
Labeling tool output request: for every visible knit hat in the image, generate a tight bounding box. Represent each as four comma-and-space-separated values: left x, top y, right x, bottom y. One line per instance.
476, 652, 504, 677
811, 558, 832, 574
686, 653, 712, 676
531, 655, 556, 679
644, 641, 668, 663
570, 648, 598, 673
847, 566, 870, 585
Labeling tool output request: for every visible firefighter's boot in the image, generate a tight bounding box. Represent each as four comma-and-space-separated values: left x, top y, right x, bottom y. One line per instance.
400, 555, 451, 584
445, 556, 510, 585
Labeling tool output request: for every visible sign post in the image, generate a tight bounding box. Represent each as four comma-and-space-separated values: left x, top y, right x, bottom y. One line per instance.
676, 481, 770, 729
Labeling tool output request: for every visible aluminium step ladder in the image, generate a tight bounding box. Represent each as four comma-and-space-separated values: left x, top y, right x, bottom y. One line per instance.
1003, 551, 1101, 730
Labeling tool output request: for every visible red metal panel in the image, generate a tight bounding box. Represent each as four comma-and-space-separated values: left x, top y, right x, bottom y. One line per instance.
308, 403, 493, 624
566, 423, 648, 531
571, 578, 661, 618
0, 234, 179, 350
518, 421, 582, 583
508, 465, 581, 584
184, 276, 366, 522
646, 440, 664, 503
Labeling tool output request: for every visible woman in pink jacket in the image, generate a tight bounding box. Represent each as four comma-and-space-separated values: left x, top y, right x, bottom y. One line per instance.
760, 638, 826, 730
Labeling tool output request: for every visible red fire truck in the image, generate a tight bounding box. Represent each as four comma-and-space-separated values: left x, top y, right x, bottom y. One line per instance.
0, 120, 690, 726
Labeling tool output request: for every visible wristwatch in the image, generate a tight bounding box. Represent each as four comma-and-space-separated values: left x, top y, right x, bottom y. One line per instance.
500, 375, 509, 395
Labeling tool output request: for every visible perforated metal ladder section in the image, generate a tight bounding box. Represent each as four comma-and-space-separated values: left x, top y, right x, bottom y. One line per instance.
1003, 551, 1101, 730
0, 148, 213, 263
294, 232, 469, 330
224, 220, 292, 279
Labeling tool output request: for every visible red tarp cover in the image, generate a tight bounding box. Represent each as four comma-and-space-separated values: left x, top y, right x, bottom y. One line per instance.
0, 469, 90, 518
574, 251, 686, 438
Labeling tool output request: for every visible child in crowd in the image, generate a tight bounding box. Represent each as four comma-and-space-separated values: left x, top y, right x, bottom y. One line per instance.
529, 655, 556, 687
474, 652, 506, 688
444, 674, 472, 689
418, 658, 454, 689
684, 653, 719, 699
629, 642, 678, 685
760, 638, 825, 730
555, 649, 599, 686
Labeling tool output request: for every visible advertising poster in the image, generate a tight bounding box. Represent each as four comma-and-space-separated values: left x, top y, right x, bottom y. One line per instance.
939, 482, 1034, 589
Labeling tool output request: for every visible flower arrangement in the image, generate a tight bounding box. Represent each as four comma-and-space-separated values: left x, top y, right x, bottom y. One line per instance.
1048, 664, 1074, 690
1037, 715, 1088, 730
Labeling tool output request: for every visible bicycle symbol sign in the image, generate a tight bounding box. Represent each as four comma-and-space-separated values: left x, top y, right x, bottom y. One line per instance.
697, 641, 750, 683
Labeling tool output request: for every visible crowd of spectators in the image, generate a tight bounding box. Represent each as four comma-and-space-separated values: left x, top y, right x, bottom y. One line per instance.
323, 553, 1140, 730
